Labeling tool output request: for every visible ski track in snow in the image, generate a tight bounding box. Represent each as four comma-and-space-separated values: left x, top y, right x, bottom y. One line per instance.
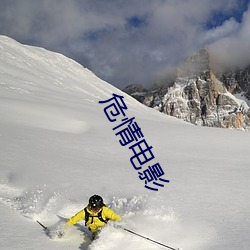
0, 99, 91, 134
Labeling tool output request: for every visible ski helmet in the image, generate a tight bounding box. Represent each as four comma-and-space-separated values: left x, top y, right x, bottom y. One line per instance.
89, 195, 104, 210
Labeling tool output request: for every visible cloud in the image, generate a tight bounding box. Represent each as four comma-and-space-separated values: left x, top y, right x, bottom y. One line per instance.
208, 3, 250, 69
0, 0, 249, 89
200, 18, 240, 45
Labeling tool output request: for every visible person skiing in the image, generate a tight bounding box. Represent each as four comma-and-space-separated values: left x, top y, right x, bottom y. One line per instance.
66, 194, 121, 239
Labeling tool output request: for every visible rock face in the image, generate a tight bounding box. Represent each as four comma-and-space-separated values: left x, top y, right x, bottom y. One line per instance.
123, 49, 250, 130
123, 84, 147, 103
217, 66, 250, 100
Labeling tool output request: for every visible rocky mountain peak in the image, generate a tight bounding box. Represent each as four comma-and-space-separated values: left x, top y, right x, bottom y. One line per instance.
123, 49, 250, 130
177, 48, 210, 78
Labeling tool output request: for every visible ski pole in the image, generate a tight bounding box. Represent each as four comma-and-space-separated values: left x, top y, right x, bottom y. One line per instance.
37, 220, 48, 231
122, 227, 180, 250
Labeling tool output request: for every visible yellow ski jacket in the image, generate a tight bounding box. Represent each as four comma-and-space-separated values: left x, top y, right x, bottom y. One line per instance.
67, 206, 121, 233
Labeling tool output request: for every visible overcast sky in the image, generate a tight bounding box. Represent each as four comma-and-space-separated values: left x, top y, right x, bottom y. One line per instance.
0, 0, 249, 89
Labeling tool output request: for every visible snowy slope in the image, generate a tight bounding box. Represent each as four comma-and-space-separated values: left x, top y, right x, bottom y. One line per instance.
0, 36, 250, 250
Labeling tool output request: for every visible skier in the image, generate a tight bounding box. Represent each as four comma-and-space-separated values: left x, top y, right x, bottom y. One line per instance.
66, 194, 122, 239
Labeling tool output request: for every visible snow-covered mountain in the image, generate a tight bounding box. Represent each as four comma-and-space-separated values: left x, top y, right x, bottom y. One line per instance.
0, 36, 250, 250
124, 49, 250, 130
